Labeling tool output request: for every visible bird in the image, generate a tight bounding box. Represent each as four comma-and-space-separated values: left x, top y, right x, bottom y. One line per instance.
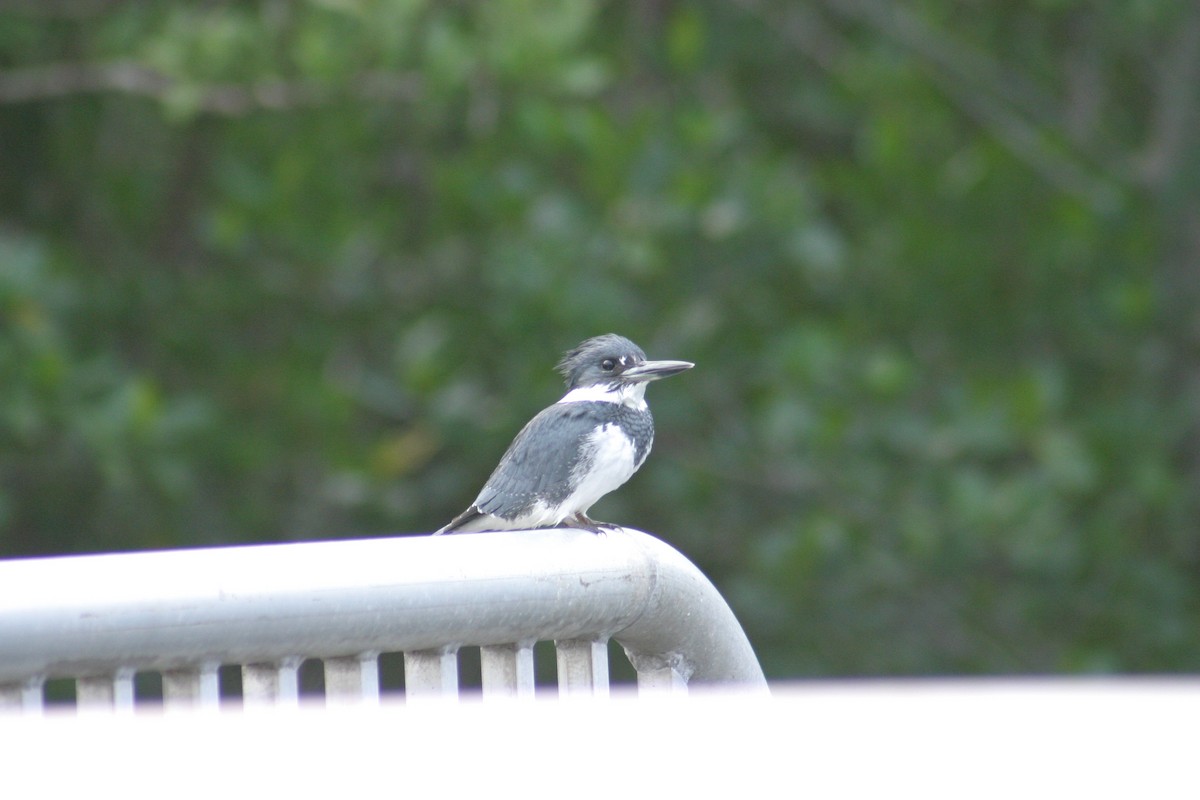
436, 334, 694, 534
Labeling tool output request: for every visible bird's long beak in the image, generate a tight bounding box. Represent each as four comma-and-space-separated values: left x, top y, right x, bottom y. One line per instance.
621, 359, 695, 383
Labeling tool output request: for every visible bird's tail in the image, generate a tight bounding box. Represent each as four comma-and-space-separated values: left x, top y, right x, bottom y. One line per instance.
433, 505, 485, 535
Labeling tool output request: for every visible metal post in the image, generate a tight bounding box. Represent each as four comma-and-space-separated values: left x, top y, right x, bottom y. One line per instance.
480, 642, 536, 699
163, 662, 220, 710
324, 652, 380, 704
404, 648, 459, 700
243, 657, 302, 707
0, 677, 44, 714
555, 639, 609, 698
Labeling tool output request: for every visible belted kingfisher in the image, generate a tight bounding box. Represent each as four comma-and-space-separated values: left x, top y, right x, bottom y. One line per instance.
436, 334, 693, 534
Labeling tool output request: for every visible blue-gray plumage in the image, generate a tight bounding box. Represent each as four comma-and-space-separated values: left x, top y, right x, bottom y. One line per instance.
436, 334, 693, 534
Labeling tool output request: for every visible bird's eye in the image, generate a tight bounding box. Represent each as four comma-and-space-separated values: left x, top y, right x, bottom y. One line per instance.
601, 358, 616, 371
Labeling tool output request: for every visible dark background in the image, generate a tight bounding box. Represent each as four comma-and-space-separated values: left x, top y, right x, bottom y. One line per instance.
2, 1, 1197, 679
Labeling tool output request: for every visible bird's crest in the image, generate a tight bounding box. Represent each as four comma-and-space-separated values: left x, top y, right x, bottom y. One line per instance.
556, 333, 646, 388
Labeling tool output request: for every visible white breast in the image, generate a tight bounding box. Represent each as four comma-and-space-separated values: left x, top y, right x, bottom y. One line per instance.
529, 423, 641, 523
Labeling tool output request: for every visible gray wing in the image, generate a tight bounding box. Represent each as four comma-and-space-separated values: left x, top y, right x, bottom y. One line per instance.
471, 402, 613, 519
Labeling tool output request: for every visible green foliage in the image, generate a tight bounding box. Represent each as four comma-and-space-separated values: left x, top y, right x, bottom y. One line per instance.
1, 0, 1197, 677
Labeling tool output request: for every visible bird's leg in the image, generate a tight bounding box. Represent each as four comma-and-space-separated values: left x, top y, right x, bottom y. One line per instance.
560, 512, 612, 534
559, 513, 602, 534
554, 515, 597, 534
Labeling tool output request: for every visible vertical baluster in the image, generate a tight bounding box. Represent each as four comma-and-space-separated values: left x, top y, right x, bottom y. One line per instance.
636, 664, 689, 694
0, 677, 45, 714
480, 642, 536, 700
1, 683, 23, 712
76, 675, 113, 710
113, 668, 136, 712
555, 639, 609, 697
76, 668, 139, 712
23, 677, 45, 713
403, 647, 459, 700
163, 662, 221, 710
324, 652, 380, 704
242, 657, 302, 707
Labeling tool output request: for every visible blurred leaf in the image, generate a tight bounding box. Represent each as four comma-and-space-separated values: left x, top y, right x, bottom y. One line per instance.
0, 0, 1196, 679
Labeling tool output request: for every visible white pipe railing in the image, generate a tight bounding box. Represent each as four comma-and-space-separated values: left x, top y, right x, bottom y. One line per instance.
0, 528, 766, 711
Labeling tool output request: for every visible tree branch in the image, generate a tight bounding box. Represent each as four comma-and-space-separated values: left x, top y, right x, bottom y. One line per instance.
0, 0, 120, 18
0, 61, 422, 115
1136, 3, 1200, 191
816, 0, 1127, 211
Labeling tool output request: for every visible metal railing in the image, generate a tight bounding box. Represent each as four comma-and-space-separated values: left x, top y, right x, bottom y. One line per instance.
0, 528, 766, 711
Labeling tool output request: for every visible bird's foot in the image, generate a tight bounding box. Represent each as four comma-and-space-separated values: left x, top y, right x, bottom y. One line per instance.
560, 513, 620, 535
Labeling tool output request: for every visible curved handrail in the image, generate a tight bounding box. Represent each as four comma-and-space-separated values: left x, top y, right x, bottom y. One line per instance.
0, 528, 766, 690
